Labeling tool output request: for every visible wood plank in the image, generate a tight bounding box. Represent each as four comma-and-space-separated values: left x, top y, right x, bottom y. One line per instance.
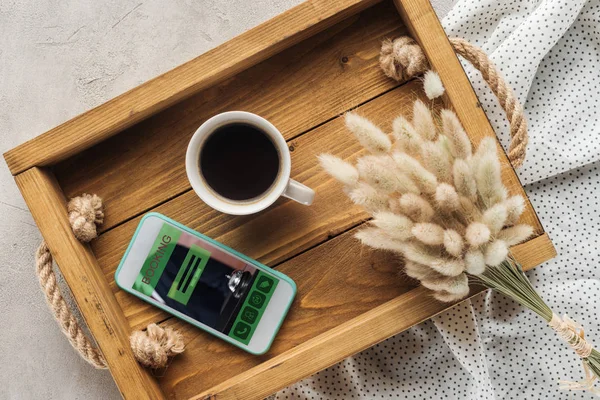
52, 1, 406, 232
159, 226, 417, 399
14, 168, 164, 400
393, 0, 545, 235
92, 71, 549, 331
193, 286, 475, 400
92, 68, 552, 330
92, 81, 429, 330
4, 0, 383, 175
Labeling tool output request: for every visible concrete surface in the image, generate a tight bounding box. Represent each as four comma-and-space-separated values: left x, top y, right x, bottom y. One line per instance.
0, 0, 451, 398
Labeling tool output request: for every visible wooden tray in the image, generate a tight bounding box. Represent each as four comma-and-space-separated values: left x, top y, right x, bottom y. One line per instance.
4, 0, 556, 399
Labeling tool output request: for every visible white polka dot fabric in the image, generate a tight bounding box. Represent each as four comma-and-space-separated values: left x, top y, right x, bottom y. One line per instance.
277, 0, 600, 398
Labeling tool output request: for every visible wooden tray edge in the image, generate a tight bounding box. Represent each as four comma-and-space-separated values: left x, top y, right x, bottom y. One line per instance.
15, 167, 165, 400
3, 0, 382, 176
512, 233, 556, 270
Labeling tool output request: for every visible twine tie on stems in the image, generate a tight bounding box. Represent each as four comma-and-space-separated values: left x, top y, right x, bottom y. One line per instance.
35, 193, 184, 369
548, 314, 599, 395
549, 314, 593, 358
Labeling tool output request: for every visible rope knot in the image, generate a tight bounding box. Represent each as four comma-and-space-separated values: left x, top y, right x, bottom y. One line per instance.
380, 37, 428, 81
67, 193, 104, 242
130, 323, 185, 369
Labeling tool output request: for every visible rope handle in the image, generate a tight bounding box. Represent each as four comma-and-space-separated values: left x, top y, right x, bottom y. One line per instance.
36, 241, 108, 368
379, 36, 528, 168
35, 194, 184, 369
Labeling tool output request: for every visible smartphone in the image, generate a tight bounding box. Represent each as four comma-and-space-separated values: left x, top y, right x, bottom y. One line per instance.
114, 212, 296, 355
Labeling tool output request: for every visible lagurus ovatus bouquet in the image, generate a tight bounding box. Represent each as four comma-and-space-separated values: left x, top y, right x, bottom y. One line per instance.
319, 71, 599, 395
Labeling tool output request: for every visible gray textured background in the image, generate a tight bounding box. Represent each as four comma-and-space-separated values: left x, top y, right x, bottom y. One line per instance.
0, 0, 451, 398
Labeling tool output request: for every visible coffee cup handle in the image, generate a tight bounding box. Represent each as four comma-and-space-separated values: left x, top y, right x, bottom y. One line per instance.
283, 179, 315, 206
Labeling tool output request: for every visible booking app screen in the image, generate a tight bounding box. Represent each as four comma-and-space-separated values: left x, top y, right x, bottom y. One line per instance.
132, 222, 279, 344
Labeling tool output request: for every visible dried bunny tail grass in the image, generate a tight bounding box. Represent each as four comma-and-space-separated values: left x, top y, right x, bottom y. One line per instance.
393, 153, 438, 194
349, 182, 390, 213
357, 155, 419, 194
433, 290, 468, 302
464, 249, 486, 275
441, 109, 472, 159
345, 112, 391, 154
422, 273, 469, 296
482, 203, 508, 235
437, 134, 454, 155
395, 241, 444, 267
497, 224, 534, 246
412, 223, 445, 245
465, 222, 491, 247
504, 195, 526, 225
399, 193, 435, 222
472, 133, 497, 161
404, 261, 445, 281
484, 240, 509, 266
397, 242, 464, 277
355, 228, 404, 252
392, 116, 423, 154
388, 198, 402, 213
474, 137, 507, 207
412, 99, 437, 141
443, 229, 464, 257
429, 258, 466, 277
435, 183, 460, 212
470, 137, 507, 207
453, 159, 477, 201
473, 257, 554, 323
458, 196, 481, 222
318, 154, 359, 187
423, 70, 445, 100
421, 141, 453, 183
372, 211, 414, 240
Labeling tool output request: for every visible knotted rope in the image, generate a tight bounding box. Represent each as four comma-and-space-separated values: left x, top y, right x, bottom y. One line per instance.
380, 36, 528, 168
130, 323, 185, 369
35, 193, 184, 369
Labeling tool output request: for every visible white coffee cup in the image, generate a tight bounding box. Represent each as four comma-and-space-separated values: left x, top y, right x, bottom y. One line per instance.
186, 111, 315, 215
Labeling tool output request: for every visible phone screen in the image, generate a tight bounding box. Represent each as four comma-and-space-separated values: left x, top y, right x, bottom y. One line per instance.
132, 222, 280, 345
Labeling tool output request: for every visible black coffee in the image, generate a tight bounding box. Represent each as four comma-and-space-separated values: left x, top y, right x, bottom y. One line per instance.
200, 123, 280, 201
